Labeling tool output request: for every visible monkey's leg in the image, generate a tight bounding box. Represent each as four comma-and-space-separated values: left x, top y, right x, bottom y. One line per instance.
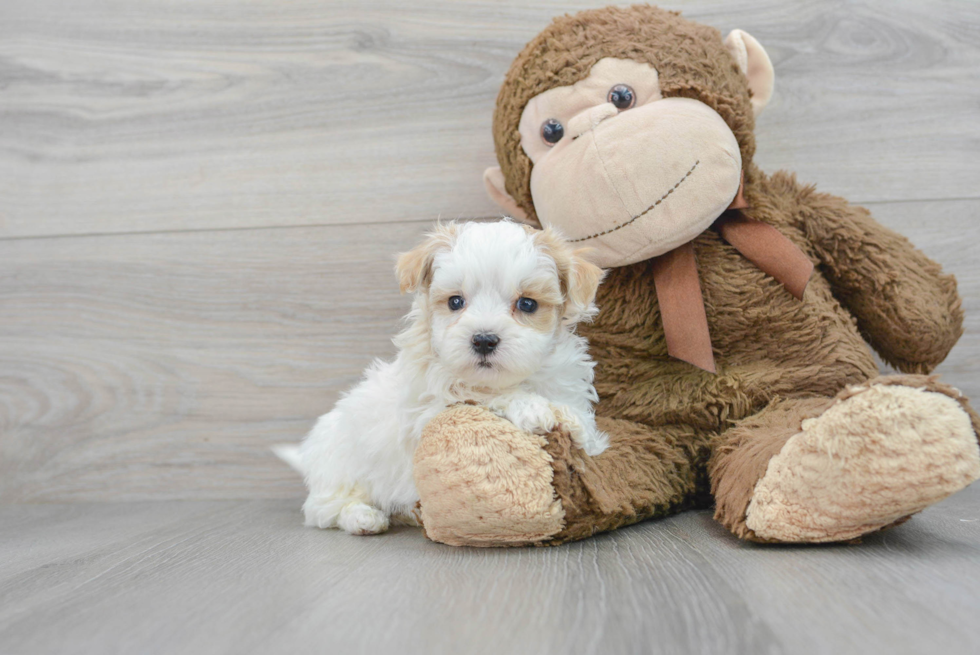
710, 376, 980, 543
413, 405, 708, 547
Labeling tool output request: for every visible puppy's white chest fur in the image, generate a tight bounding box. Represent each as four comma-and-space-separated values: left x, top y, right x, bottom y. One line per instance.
278, 220, 607, 535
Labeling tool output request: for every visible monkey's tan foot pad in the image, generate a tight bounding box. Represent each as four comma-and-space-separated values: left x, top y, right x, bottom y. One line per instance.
746, 383, 980, 543
413, 404, 565, 547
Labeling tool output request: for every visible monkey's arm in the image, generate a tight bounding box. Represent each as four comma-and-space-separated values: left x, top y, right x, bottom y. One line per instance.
798, 191, 963, 374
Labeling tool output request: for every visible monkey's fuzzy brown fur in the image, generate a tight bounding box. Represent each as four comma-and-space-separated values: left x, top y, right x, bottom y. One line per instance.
542, 166, 968, 543
413, 5, 978, 546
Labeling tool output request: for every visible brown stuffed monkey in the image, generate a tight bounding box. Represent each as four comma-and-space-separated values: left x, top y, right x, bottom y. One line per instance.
411, 4, 980, 546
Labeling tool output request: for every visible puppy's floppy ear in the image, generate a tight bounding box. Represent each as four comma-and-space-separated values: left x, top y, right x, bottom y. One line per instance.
534, 227, 606, 321
395, 223, 458, 294
564, 248, 605, 321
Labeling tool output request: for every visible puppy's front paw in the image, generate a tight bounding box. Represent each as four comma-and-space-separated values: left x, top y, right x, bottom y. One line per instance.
552, 406, 610, 456
490, 393, 559, 435
338, 502, 390, 536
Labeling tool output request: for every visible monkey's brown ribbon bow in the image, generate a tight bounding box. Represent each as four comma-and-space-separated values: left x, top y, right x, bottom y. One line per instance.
650, 213, 813, 373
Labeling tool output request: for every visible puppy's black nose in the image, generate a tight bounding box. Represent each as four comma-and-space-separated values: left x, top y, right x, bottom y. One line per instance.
471, 333, 500, 356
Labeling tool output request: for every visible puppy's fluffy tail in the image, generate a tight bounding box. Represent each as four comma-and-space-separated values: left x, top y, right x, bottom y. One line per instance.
272, 444, 304, 474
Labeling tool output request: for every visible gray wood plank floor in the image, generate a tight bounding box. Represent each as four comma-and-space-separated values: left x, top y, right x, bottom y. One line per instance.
2, 487, 979, 655
2, 0, 980, 652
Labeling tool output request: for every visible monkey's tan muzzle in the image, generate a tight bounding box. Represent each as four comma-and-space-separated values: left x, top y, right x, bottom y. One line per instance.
530, 97, 743, 268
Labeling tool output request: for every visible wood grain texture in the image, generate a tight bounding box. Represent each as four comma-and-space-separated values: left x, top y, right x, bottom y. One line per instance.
1, 200, 978, 502
0, 220, 429, 501
1, 487, 979, 654
1, 0, 978, 239
2, 3, 979, 652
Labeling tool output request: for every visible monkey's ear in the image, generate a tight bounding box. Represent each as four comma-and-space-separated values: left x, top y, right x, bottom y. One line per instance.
483, 166, 537, 226
724, 29, 774, 117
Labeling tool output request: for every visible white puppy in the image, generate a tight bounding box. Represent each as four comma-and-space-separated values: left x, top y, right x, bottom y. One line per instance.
275, 220, 608, 535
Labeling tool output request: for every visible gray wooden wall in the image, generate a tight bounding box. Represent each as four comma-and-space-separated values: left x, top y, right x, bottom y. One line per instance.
2, 0, 979, 503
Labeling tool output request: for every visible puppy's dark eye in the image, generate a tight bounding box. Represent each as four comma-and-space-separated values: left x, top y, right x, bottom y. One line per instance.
517, 297, 538, 313
448, 295, 465, 311
607, 84, 635, 110
540, 118, 564, 145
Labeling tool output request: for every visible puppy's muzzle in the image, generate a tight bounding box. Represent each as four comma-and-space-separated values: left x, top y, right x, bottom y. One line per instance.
471, 333, 500, 356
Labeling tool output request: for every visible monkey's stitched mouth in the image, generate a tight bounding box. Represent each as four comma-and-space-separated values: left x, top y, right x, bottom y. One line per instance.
568, 159, 700, 243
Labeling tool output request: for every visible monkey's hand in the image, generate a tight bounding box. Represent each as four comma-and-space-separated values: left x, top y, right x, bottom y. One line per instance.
799, 185, 962, 373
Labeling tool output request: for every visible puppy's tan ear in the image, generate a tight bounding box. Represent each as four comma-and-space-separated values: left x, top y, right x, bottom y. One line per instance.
534, 227, 606, 321
396, 246, 433, 294
396, 223, 457, 294
565, 249, 605, 321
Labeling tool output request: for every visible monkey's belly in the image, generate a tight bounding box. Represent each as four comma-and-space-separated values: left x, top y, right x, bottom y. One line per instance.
584, 270, 879, 432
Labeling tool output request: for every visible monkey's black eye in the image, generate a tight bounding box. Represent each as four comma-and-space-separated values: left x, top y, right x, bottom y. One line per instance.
607, 84, 635, 110
517, 297, 538, 313
540, 119, 564, 145
448, 296, 465, 311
